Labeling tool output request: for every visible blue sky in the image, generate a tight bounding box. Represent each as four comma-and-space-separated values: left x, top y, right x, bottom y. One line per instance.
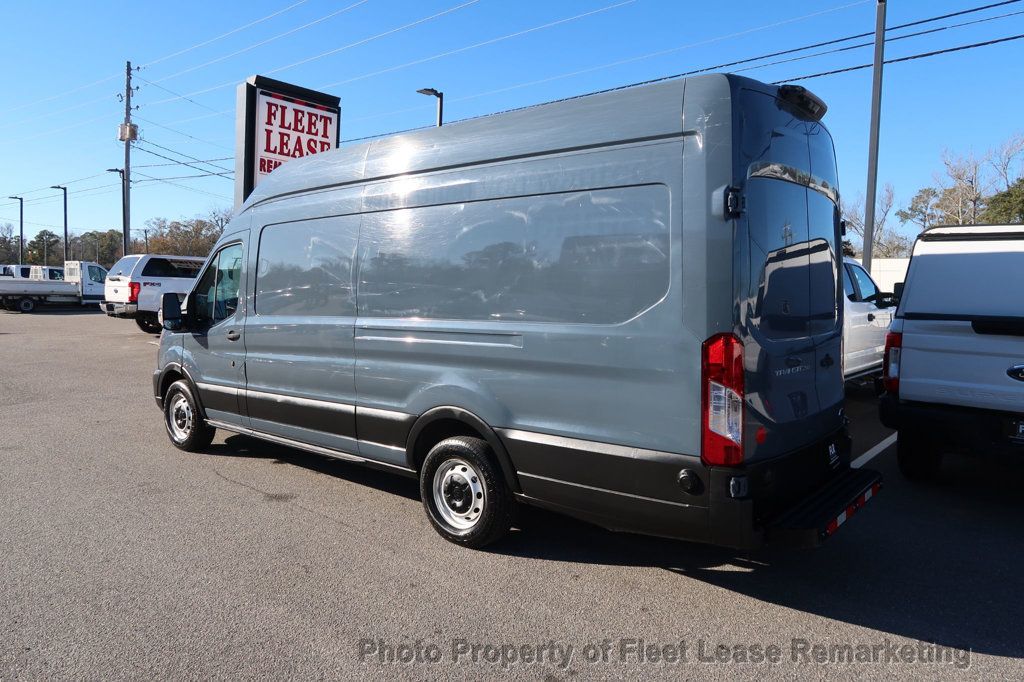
1, 0, 1022, 243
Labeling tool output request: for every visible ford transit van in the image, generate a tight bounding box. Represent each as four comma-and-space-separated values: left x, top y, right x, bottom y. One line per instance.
154, 74, 881, 549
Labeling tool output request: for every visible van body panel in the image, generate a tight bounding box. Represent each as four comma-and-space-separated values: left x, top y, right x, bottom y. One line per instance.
181, 228, 249, 427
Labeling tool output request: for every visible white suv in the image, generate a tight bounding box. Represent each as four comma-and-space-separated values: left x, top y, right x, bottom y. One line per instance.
880, 225, 1024, 478
102, 254, 205, 333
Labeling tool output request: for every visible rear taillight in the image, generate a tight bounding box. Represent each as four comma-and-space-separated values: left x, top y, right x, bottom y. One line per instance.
128, 281, 141, 303
883, 331, 902, 394
702, 333, 744, 467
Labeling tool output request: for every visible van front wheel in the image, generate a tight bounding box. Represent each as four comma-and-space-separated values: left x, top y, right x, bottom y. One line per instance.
164, 380, 215, 452
420, 437, 514, 548
896, 429, 942, 480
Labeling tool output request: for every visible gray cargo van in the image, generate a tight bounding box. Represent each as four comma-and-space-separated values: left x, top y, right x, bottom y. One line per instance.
154, 74, 881, 549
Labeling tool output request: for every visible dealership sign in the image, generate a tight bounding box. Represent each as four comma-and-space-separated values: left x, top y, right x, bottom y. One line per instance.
235, 75, 340, 208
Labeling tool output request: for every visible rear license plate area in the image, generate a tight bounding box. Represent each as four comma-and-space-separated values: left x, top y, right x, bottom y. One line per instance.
1007, 419, 1024, 443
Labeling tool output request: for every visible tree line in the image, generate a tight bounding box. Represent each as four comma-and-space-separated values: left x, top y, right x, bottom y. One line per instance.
844, 133, 1024, 258
0, 207, 230, 268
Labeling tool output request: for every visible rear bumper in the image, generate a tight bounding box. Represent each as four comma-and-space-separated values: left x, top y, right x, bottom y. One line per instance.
880, 394, 1024, 454
101, 301, 137, 317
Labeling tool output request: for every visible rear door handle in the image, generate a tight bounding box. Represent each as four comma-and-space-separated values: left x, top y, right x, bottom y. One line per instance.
226, 330, 240, 341
867, 313, 875, 322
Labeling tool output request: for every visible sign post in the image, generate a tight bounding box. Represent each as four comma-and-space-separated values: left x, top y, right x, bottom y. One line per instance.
234, 75, 341, 209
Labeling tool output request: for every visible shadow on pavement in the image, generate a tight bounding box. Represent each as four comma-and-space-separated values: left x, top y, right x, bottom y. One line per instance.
207, 431, 1023, 658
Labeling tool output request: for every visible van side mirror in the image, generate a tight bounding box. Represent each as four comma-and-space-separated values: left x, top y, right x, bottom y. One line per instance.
161, 292, 185, 331
840, 219, 847, 236
893, 281, 904, 300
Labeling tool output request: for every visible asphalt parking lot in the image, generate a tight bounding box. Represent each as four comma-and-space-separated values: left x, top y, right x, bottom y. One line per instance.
2, 308, 1022, 679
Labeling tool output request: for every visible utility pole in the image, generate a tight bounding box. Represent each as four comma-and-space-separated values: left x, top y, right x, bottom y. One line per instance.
7, 195, 23, 264
51, 185, 68, 262
862, 0, 886, 271
118, 61, 138, 256
141, 228, 150, 253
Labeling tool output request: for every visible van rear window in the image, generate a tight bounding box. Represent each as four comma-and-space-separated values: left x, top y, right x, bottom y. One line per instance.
902, 238, 1024, 319
141, 258, 203, 278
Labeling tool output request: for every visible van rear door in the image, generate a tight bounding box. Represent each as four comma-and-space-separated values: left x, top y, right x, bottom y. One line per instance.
898, 228, 1024, 412
736, 87, 845, 462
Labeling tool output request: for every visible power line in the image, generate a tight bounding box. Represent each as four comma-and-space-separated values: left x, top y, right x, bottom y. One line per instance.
132, 171, 232, 200
133, 144, 234, 178
148, 0, 372, 85
136, 139, 235, 173
320, 0, 639, 89
136, 172, 233, 182
136, 77, 229, 117
135, 157, 233, 169
144, 0, 483, 108
343, 0, 875, 124
139, 0, 312, 68
133, 116, 234, 152
777, 31, 1024, 82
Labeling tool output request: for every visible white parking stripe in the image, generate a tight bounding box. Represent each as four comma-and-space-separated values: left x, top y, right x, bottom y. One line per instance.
852, 433, 898, 469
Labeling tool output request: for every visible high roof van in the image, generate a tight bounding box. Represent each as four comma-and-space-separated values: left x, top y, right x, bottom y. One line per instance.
154, 74, 881, 549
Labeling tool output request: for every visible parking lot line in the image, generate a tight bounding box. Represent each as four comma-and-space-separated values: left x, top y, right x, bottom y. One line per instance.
852, 432, 897, 469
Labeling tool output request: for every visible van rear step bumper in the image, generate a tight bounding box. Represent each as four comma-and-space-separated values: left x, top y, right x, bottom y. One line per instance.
767, 468, 882, 547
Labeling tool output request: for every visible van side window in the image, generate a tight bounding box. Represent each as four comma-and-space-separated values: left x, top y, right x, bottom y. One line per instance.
849, 263, 878, 303
193, 244, 243, 325
88, 265, 107, 283
255, 217, 357, 316
359, 186, 670, 324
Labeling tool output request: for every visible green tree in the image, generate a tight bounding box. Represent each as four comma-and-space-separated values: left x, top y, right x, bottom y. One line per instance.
25, 230, 61, 266
979, 178, 1024, 224
0, 223, 18, 263
896, 187, 940, 232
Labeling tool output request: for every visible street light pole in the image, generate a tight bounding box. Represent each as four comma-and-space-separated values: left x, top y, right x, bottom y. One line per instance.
862, 0, 887, 271
107, 168, 128, 256
417, 88, 444, 127
7, 195, 23, 265
51, 185, 68, 263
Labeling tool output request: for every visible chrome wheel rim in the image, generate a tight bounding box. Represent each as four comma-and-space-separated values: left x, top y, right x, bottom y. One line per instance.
168, 394, 193, 441
432, 458, 485, 532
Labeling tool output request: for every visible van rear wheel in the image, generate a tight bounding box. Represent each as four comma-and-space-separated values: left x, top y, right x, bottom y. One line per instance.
420, 437, 514, 548
896, 429, 942, 480
164, 380, 215, 452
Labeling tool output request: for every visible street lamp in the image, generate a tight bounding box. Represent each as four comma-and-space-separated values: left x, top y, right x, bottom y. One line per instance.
7, 195, 23, 265
107, 168, 129, 256
50, 185, 68, 263
417, 87, 444, 127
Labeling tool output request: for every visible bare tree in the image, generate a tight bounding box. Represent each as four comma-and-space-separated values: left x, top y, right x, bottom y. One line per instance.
989, 133, 1024, 192
843, 184, 911, 257
935, 151, 989, 225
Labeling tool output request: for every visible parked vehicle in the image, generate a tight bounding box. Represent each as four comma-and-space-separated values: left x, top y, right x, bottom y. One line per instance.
101, 254, 204, 333
0, 261, 106, 312
1, 264, 32, 279
881, 225, 1024, 479
30, 265, 65, 281
842, 258, 897, 380
154, 74, 881, 550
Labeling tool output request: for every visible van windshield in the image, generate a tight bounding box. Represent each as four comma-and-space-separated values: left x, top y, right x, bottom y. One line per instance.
739, 88, 840, 340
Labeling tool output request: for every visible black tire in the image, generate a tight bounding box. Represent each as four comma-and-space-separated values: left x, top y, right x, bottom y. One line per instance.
420, 436, 515, 548
897, 429, 942, 480
17, 297, 35, 313
136, 315, 162, 334
163, 380, 215, 452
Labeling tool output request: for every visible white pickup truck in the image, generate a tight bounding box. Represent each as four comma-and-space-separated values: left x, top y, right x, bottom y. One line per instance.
0, 261, 107, 312
101, 254, 205, 333
843, 257, 897, 380
880, 225, 1024, 479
